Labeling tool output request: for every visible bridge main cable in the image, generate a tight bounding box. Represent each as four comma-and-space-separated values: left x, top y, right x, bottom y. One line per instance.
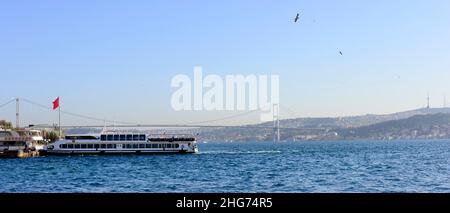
19, 98, 325, 131
0, 98, 15, 109
20, 98, 264, 127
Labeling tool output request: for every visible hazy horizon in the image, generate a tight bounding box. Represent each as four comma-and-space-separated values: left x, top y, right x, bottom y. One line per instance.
1, 0, 450, 126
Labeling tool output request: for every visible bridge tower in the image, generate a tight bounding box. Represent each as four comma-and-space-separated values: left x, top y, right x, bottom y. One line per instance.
15, 98, 19, 128
273, 104, 280, 142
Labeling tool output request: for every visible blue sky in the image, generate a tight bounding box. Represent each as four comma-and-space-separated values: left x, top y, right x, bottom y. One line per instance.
1, 0, 450, 126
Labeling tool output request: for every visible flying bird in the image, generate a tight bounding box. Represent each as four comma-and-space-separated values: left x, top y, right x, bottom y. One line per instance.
339, 51, 343, 56
294, 13, 300, 22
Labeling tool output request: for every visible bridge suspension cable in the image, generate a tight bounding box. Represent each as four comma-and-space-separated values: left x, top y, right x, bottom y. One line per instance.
15, 98, 322, 132
0, 98, 15, 109
19, 98, 262, 127
181, 110, 260, 125
20, 98, 138, 125
279, 104, 301, 118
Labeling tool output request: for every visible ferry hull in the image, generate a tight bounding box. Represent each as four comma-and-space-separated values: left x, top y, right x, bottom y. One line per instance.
46, 150, 197, 155
0, 150, 40, 158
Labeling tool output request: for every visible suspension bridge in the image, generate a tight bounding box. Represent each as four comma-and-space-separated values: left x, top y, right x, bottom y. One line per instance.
1, 98, 323, 142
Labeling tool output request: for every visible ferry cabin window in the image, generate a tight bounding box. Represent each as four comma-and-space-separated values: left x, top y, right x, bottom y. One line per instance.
151, 144, 158, 148
175, 144, 179, 148
81, 144, 87, 149
0, 132, 12, 137
125, 144, 132, 149
107, 144, 113, 149
88, 144, 94, 149
68, 144, 74, 149
114, 135, 119, 141
100, 144, 106, 149
120, 135, 126, 141
101, 135, 106, 141
132, 144, 138, 149
107, 135, 113, 141
60, 144, 68, 149
139, 134, 146, 141
126, 135, 132, 141
94, 144, 100, 149
65, 135, 98, 140
145, 144, 151, 148
75, 144, 81, 149
133, 135, 139, 141
139, 144, 145, 148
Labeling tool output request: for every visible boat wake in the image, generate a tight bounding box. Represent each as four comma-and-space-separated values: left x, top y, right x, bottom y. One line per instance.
198, 150, 282, 155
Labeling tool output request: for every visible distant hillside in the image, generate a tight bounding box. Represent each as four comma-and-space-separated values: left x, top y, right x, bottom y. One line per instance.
338, 113, 450, 140
63, 108, 450, 142
261, 107, 450, 129
65, 128, 101, 135
198, 108, 450, 142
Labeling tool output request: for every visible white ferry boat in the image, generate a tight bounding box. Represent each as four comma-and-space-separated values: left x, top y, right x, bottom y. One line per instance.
46, 132, 198, 155
0, 129, 46, 158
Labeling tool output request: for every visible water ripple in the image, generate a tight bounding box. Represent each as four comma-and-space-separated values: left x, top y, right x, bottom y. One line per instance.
1, 140, 450, 192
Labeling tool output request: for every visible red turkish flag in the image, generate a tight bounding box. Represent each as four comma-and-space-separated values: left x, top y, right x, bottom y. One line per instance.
52, 97, 60, 110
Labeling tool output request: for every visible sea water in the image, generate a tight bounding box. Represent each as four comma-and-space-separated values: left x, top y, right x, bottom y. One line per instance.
1, 140, 450, 192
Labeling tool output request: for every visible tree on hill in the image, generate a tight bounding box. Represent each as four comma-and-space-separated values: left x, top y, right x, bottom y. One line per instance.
0, 120, 13, 129
43, 130, 61, 142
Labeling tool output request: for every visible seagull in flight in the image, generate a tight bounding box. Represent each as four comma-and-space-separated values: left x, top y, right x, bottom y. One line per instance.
294, 13, 300, 22
339, 51, 343, 56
